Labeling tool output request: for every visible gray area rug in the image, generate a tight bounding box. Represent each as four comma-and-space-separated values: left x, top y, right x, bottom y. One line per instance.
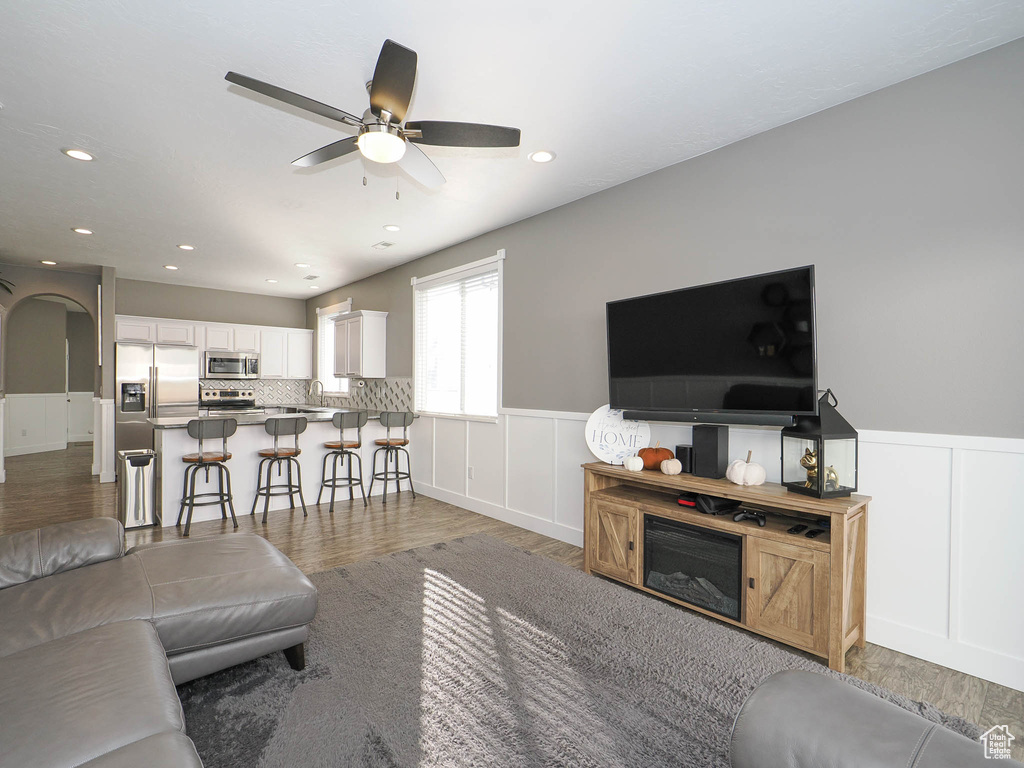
179, 534, 979, 767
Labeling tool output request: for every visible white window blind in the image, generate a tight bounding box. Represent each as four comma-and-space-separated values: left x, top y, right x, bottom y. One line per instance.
316, 300, 352, 394
414, 258, 501, 417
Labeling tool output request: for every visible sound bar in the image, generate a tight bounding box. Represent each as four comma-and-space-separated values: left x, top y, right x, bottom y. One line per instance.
622, 410, 796, 427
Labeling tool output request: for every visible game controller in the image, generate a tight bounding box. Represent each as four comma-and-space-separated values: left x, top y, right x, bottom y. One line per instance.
733, 510, 766, 527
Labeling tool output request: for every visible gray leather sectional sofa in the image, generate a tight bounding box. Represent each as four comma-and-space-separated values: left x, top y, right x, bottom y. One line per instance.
0, 517, 317, 767
732, 670, 1024, 768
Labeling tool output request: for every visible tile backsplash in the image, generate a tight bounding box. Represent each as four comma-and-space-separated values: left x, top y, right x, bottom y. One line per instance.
321, 377, 413, 413
201, 379, 310, 404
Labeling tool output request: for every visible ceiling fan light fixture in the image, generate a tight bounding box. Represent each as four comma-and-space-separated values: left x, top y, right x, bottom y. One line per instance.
357, 124, 406, 164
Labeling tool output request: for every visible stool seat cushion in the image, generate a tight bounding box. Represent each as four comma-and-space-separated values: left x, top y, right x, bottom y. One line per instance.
324, 441, 360, 450
258, 447, 301, 458
374, 438, 410, 447
181, 451, 231, 463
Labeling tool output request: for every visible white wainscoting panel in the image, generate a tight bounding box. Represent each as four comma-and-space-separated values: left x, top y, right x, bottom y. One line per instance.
433, 417, 468, 495
92, 398, 101, 475
860, 441, 952, 639
0, 399, 5, 482
67, 392, 94, 443
3, 393, 68, 456
467, 419, 504, 505
410, 406, 1024, 692
506, 415, 555, 522
956, 450, 1024, 663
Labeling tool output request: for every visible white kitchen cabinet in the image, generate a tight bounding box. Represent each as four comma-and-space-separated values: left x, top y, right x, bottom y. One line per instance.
203, 326, 234, 352
155, 322, 195, 346
286, 330, 313, 379
334, 310, 386, 378
260, 329, 287, 378
233, 327, 261, 353
116, 319, 156, 343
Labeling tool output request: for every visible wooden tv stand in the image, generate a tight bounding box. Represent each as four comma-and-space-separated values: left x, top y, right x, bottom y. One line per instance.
582, 462, 869, 672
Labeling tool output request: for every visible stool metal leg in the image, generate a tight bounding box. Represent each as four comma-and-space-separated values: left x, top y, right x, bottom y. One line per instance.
293, 458, 308, 517
262, 459, 277, 524
250, 458, 268, 516
329, 452, 340, 513
223, 464, 238, 528
346, 452, 354, 501
176, 464, 192, 526
184, 463, 200, 537
368, 448, 380, 498
217, 464, 227, 520
286, 459, 296, 510
353, 452, 367, 507
317, 452, 330, 506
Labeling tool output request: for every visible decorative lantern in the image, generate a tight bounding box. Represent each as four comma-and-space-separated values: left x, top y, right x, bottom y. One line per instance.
781, 389, 857, 498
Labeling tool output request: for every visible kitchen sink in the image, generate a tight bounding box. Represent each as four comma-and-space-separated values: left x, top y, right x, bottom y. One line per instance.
262, 406, 325, 415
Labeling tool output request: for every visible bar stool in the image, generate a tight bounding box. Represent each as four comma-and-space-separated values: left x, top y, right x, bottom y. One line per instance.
368, 411, 416, 504
318, 411, 369, 511
176, 418, 238, 537
250, 416, 308, 524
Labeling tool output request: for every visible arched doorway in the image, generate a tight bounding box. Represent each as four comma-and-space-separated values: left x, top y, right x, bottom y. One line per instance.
2, 293, 97, 474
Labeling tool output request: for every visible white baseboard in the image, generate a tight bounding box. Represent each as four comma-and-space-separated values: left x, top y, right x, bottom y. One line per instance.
68, 434, 94, 444
100, 471, 116, 483
5, 441, 67, 457
415, 482, 584, 547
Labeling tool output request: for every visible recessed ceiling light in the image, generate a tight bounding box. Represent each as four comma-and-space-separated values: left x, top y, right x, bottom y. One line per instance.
309, 285, 320, 290
294, 262, 310, 268
164, 265, 178, 270
62, 148, 94, 162
177, 244, 195, 251
383, 224, 401, 232
72, 227, 93, 235
40, 260, 58, 266
528, 150, 556, 163
265, 279, 278, 283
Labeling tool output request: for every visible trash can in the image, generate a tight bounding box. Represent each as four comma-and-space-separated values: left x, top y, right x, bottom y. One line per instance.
117, 449, 159, 529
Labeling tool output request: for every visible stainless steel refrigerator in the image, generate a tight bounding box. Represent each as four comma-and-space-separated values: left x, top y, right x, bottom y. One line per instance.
115, 343, 200, 454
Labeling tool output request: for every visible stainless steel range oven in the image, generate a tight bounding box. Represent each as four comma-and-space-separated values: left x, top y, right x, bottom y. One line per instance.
203, 351, 260, 380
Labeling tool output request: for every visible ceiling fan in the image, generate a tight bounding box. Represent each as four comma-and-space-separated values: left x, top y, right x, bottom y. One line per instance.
225, 39, 521, 189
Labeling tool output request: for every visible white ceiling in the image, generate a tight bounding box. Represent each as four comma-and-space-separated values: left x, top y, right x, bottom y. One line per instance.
2, 1, 1022, 298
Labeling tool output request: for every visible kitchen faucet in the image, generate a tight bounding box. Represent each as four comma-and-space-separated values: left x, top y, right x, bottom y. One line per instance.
308, 379, 324, 407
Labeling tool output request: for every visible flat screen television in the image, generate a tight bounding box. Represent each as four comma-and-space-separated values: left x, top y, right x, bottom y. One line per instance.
607, 266, 817, 425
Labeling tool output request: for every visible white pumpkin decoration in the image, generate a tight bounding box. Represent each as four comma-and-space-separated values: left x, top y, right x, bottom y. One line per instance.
660, 458, 683, 475
623, 454, 644, 472
727, 451, 767, 486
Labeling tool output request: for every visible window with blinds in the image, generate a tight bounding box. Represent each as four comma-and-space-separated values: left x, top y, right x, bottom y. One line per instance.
316, 300, 351, 394
414, 259, 501, 417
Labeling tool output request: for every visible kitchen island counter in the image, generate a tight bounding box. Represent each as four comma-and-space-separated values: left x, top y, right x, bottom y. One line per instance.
149, 408, 413, 526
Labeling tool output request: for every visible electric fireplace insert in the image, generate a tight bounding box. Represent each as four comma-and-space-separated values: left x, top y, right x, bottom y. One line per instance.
643, 515, 743, 621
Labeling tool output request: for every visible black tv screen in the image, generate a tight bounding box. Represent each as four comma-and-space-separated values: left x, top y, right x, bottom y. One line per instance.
607, 266, 817, 420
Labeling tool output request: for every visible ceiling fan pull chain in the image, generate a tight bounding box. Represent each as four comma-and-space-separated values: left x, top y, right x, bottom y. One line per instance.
362, 176, 367, 187
396, 176, 400, 201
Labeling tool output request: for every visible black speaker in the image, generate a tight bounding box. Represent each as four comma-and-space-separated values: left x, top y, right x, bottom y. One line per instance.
693, 425, 729, 478
674, 445, 694, 473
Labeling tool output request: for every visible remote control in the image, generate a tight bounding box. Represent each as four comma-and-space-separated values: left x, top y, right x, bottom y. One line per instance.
787, 524, 808, 534
805, 529, 826, 539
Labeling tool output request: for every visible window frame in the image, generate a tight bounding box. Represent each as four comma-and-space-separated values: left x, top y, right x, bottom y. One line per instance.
412, 250, 504, 422
315, 298, 352, 395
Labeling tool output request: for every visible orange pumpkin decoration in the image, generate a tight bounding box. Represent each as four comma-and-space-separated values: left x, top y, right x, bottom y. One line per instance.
638, 442, 674, 470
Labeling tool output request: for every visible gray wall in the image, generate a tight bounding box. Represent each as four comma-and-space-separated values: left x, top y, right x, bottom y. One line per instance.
117, 279, 307, 328
5, 298, 67, 394
309, 40, 1024, 439
0, 262, 101, 396
66, 311, 96, 392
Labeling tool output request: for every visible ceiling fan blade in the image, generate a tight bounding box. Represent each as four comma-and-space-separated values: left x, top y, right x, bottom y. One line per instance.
225, 72, 362, 126
397, 141, 445, 188
369, 40, 417, 123
405, 121, 521, 148
291, 137, 359, 168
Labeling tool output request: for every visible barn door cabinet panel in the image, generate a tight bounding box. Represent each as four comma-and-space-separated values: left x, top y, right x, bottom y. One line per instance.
581, 462, 869, 673
586, 499, 640, 585
746, 538, 830, 655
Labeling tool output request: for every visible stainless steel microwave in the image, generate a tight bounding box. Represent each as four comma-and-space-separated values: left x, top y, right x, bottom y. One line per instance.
203, 351, 260, 380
